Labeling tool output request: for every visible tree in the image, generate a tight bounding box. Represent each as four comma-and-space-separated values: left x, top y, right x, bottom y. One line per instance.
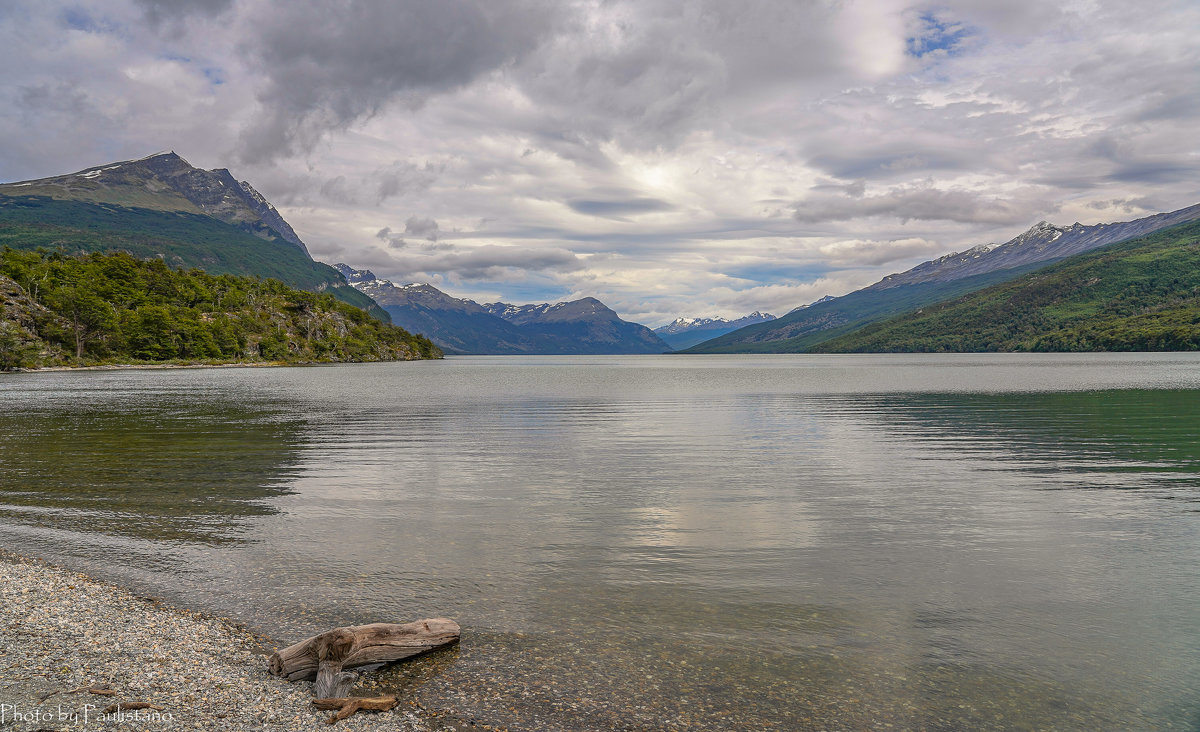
122, 305, 180, 361
0, 320, 36, 370
43, 265, 117, 360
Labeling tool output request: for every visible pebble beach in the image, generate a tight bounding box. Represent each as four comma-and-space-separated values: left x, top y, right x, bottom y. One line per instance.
0, 552, 475, 732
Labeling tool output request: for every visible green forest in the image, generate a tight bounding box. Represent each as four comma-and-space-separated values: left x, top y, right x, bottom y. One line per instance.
0, 195, 390, 321
0, 249, 441, 370
814, 220, 1200, 353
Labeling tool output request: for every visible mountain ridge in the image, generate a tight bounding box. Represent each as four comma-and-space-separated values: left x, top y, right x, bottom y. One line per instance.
812, 219, 1200, 352
868, 203, 1200, 291
684, 202, 1200, 353
0, 153, 392, 321
654, 311, 776, 350
4, 152, 310, 254
335, 264, 670, 354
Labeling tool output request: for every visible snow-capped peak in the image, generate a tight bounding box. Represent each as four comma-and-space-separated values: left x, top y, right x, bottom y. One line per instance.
656, 311, 776, 334
673, 316, 728, 327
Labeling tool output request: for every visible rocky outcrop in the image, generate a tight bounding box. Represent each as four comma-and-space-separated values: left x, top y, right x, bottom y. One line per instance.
0, 152, 309, 254
0, 275, 68, 368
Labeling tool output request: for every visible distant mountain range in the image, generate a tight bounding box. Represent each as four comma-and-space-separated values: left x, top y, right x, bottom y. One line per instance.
653, 312, 776, 350
335, 265, 670, 354
8, 153, 1200, 356
684, 203, 1200, 353
0, 152, 682, 356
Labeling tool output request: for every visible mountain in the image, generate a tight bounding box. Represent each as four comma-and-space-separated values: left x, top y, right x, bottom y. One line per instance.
0, 153, 387, 321
0, 249, 440, 370
684, 203, 1200, 353
866, 204, 1200, 291
2, 152, 309, 252
787, 295, 835, 314
336, 264, 670, 354
482, 298, 671, 354
336, 265, 540, 354
812, 219, 1200, 352
654, 312, 776, 350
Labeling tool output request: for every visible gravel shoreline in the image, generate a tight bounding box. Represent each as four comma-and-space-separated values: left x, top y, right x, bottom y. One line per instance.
0, 552, 471, 731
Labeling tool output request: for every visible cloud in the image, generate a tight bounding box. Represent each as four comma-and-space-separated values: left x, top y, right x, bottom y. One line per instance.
1084, 197, 1155, 214
18, 81, 93, 119
807, 144, 979, 180
312, 175, 347, 202
385, 244, 584, 281
1087, 134, 1199, 184
236, 0, 563, 162
6, 0, 1200, 323
133, 0, 232, 25
404, 215, 439, 241
506, 0, 912, 150
792, 182, 1056, 226
374, 226, 408, 249
374, 160, 441, 203
567, 197, 674, 219
819, 237, 943, 266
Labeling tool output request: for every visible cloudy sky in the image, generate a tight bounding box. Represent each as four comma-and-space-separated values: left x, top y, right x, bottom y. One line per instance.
2, 0, 1199, 325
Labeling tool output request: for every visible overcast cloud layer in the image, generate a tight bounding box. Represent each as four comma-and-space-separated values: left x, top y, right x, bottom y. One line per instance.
3, 0, 1198, 325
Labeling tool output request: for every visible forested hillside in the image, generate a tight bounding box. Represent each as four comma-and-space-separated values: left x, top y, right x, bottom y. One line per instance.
683, 203, 1200, 353
0, 153, 390, 322
0, 249, 440, 369
814, 221, 1200, 353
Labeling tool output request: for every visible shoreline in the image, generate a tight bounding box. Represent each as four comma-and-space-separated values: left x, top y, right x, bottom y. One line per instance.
6, 358, 443, 374
0, 551, 464, 731
14, 361, 292, 373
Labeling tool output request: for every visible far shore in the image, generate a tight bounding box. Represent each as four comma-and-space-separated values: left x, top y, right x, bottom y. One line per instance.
4, 357, 443, 374
16, 360, 291, 372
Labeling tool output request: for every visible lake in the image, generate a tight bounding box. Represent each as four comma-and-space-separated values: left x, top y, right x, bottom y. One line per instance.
2, 353, 1199, 730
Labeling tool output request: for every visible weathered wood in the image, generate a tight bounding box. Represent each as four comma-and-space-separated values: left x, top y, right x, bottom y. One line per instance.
101, 702, 164, 714
312, 696, 397, 724
312, 628, 356, 698
316, 670, 358, 699
269, 618, 460, 684
37, 686, 118, 705
82, 687, 119, 696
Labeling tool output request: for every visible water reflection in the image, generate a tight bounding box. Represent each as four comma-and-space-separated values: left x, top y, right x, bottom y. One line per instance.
1, 359, 1199, 730
0, 395, 304, 545
835, 389, 1200, 495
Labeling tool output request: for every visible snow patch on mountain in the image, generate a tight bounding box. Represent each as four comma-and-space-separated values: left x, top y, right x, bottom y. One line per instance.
655, 311, 776, 335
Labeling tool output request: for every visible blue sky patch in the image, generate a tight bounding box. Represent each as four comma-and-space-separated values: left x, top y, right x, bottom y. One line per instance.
906, 11, 975, 59
161, 54, 225, 87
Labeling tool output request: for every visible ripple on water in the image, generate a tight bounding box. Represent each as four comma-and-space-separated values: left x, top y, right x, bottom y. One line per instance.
1, 356, 1199, 729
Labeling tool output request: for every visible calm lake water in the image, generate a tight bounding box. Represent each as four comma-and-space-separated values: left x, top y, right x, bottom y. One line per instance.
2, 354, 1200, 730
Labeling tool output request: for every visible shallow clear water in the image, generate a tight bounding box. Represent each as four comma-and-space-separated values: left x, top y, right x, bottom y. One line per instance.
2, 353, 1200, 730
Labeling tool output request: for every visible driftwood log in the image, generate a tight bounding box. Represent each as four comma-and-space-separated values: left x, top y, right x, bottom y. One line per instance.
313, 696, 398, 724
268, 618, 460, 698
